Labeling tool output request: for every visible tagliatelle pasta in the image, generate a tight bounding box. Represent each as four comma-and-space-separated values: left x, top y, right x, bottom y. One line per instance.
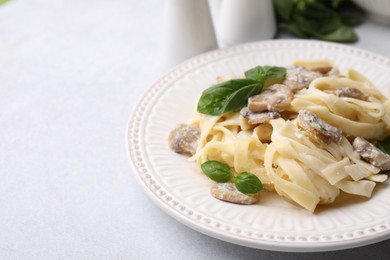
171, 60, 390, 212
291, 76, 388, 139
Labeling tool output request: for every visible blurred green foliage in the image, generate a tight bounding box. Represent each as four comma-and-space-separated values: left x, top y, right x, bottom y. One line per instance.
273, 0, 363, 43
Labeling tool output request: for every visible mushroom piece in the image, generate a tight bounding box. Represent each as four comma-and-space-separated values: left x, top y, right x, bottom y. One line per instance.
352, 137, 390, 170
336, 87, 367, 101
210, 183, 259, 205
310, 66, 333, 74
312, 66, 343, 78
297, 110, 342, 145
248, 84, 294, 113
240, 107, 280, 125
283, 66, 323, 92
168, 123, 200, 156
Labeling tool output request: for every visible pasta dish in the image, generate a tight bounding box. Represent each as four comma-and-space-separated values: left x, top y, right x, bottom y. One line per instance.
168, 60, 390, 212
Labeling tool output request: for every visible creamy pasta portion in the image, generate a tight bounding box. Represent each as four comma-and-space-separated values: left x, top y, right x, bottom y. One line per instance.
168, 60, 390, 212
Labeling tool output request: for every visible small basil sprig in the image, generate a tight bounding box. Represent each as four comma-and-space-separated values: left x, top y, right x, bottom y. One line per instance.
197, 79, 262, 116
201, 161, 263, 194
201, 160, 233, 182
197, 66, 286, 116
235, 172, 263, 194
245, 66, 286, 87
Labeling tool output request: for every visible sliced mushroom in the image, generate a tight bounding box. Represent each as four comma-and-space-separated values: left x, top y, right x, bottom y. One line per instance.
310, 66, 333, 74
240, 107, 280, 125
352, 137, 390, 170
210, 183, 259, 205
168, 123, 200, 156
283, 66, 323, 92
336, 87, 367, 101
248, 84, 293, 113
297, 110, 342, 145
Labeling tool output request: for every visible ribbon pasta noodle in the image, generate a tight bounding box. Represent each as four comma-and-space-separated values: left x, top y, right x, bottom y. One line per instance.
179, 60, 390, 212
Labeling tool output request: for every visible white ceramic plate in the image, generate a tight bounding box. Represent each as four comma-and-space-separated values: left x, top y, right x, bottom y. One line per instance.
127, 40, 390, 252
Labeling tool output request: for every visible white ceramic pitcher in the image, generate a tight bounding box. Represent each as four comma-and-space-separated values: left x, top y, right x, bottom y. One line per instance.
162, 0, 218, 69
218, 0, 276, 47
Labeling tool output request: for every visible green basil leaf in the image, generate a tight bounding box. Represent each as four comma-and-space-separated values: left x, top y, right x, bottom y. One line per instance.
234, 172, 263, 194
315, 25, 358, 43
201, 160, 234, 183
273, 0, 294, 21
330, 0, 345, 8
197, 66, 287, 116
287, 22, 310, 38
244, 66, 286, 87
341, 15, 364, 26
292, 2, 341, 35
197, 79, 262, 116
221, 82, 263, 112
296, 0, 307, 11
291, 12, 320, 35
378, 136, 390, 155
273, 0, 360, 43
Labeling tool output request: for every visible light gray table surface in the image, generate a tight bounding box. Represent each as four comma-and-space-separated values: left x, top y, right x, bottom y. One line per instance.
1, 0, 390, 259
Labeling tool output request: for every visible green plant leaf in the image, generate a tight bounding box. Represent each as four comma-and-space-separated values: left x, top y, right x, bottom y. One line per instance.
273, 0, 294, 21
330, 0, 346, 8
244, 66, 286, 87
273, 0, 361, 43
201, 160, 234, 183
197, 66, 287, 116
234, 172, 263, 194
197, 79, 262, 116
378, 136, 390, 155
315, 25, 358, 42
292, 2, 341, 35
341, 15, 364, 26
287, 22, 310, 38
